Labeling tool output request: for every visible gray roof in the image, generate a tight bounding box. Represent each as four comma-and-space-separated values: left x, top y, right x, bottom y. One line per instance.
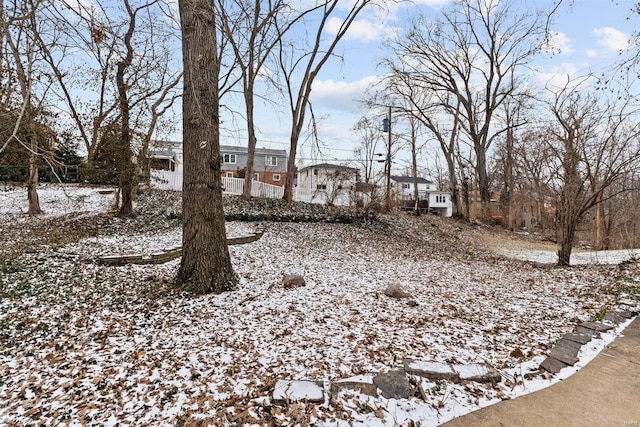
390, 176, 434, 184
300, 163, 358, 172
150, 149, 177, 159
220, 144, 287, 157
220, 144, 288, 173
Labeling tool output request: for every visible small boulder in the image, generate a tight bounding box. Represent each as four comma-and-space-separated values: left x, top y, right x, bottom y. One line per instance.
273, 379, 324, 403
403, 359, 457, 380
453, 363, 502, 384
373, 370, 413, 399
383, 284, 412, 299
282, 274, 305, 288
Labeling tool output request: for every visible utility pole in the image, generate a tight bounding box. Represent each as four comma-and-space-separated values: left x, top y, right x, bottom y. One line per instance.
383, 106, 392, 211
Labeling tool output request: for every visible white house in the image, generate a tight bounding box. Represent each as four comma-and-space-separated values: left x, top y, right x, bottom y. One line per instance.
297, 163, 359, 206
390, 176, 436, 199
390, 175, 452, 216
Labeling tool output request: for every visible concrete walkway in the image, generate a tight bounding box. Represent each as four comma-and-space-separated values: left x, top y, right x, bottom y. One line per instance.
443, 316, 640, 427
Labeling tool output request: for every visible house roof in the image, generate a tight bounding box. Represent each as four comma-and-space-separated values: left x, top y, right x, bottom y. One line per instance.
150, 149, 177, 160
390, 175, 434, 184
299, 163, 358, 172
220, 145, 287, 157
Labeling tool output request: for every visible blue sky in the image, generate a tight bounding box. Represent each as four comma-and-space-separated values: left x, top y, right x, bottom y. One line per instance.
229, 0, 638, 175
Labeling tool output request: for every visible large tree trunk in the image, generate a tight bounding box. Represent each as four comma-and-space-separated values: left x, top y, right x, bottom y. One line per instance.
242, 91, 256, 200
476, 152, 491, 222
116, 0, 135, 217
557, 221, 576, 267
177, 0, 238, 294
27, 134, 42, 215
283, 129, 299, 202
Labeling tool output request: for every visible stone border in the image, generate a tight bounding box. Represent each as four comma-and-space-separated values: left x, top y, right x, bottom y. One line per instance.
97, 229, 265, 266
540, 310, 637, 374
272, 360, 503, 404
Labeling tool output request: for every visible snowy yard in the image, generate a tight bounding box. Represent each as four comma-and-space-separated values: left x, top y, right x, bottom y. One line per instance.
1, 185, 638, 426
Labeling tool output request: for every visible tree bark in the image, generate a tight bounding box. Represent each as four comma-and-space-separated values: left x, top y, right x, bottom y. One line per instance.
177, 0, 238, 294
27, 133, 42, 215
115, 0, 136, 218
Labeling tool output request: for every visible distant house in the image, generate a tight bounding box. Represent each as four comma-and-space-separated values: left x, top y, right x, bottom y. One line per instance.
390, 175, 452, 216
297, 163, 360, 205
150, 140, 183, 173
220, 145, 288, 187
149, 141, 288, 187
390, 176, 436, 199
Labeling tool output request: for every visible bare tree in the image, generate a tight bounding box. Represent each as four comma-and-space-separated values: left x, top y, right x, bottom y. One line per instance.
217, 0, 299, 200
544, 78, 640, 266
35, 0, 182, 189
352, 116, 381, 184
177, 0, 238, 294
0, 0, 49, 214
381, 65, 463, 216
275, 0, 378, 202
386, 0, 556, 220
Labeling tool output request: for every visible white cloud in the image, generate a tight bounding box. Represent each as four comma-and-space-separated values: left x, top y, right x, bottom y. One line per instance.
412, 0, 455, 7
586, 49, 598, 58
326, 17, 385, 42
543, 31, 574, 55
593, 27, 629, 52
312, 75, 380, 112
535, 63, 581, 92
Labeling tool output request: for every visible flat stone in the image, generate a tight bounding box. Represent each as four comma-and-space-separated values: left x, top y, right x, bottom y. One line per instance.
540, 356, 569, 374
330, 376, 378, 399
614, 310, 635, 320
562, 332, 592, 345
579, 321, 614, 332
403, 359, 458, 380
604, 310, 633, 323
576, 326, 601, 338
548, 340, 580, 366
453, 363, 501, 384
272, 380, 324, 404
373, 370, 413, 399
554, 338, 583, 353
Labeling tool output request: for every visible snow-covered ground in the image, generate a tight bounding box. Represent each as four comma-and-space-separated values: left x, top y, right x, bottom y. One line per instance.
0, 185, 638, 426
496, 246, 640, 265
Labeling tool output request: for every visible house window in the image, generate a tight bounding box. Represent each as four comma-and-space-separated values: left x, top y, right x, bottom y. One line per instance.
402, 183, 410, 189
226, 172, 234, 178
223, 154, 236, 164
266, 156, 277, 166
316, 184, 327, 190
313, 169, 318, 176
273, 174, 281, 181
253, 173, 259, 181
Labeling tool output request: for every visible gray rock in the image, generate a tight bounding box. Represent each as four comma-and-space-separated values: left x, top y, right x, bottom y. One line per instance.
282, 274, 305, 288
579, 321, 614, 332
453, 363, 502, 384
373, 370, 413, 399
383, 284, 412, 299
540, 356, 569, 374
616, 310, 635, 319
548, 339, 581, 366
562, 332, 592, 345
407, 300, 419, 307
554, 338, 583, 353
273, 380, 324, 403
403, 359, 458, 380
576, 326, 601, 338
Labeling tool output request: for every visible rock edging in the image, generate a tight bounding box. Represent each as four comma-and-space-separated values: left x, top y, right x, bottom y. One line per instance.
539, 310, 637, 374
